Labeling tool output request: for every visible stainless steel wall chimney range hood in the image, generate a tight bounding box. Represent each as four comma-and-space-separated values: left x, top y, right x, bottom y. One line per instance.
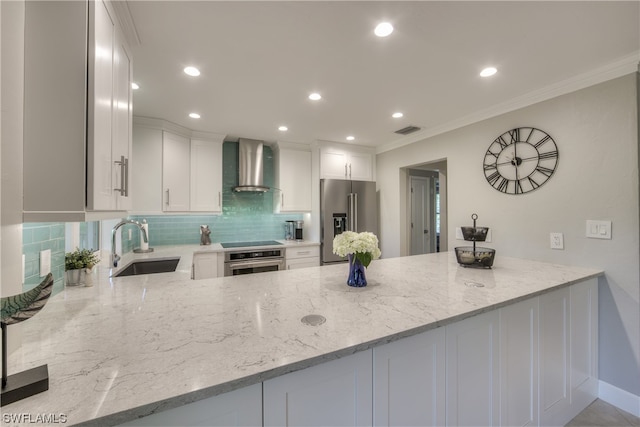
234, 138, 270, 192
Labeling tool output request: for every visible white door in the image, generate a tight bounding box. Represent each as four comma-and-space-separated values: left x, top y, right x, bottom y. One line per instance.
163, 132, 190, 211
112, 29, 132, 211
410, 176, 436, 254
190, 139, 222, 212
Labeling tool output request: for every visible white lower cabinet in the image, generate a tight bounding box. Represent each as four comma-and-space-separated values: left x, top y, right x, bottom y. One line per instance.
446, 310, 500, 427
539, 278, 599, 427
569, 279, 599, 414
192, 252, 220, 279
285, 245, 320, 270
263, 350, 373, 427
500, 298, 539, 427
115, 279, 598, 426
539, 286, 571, 425
118, 383, 262, 426
373, 328, 446, 427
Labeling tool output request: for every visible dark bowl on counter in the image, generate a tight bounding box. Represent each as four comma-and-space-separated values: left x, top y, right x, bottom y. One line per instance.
454, 246, 495, 268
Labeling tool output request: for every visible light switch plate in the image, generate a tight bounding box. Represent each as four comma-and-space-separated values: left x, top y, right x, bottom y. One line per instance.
586, 220, 612, 239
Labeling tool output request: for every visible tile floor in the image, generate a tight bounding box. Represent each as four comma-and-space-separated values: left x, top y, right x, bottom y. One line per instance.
566, 399, 640, 426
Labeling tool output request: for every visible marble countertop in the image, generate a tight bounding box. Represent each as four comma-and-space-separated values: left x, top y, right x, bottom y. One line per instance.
4, 250, 602, 426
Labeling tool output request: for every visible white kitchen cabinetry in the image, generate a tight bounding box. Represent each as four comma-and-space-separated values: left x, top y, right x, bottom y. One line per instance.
191, 139, 223, 212
162, 132, 191, 212
445, 310, 500, 427
569, 278, 599, 415
192, 252, 221, 280
263, 350, 373, 427
500, 297, 539, 427
320, 145, 375, 181
373, 328, 446, 427
539, 278, 598, 426
110, 26, 134, 211
539, 287, 571, 425
285, 245, 320, 270
23, 0, 133, 221
274, 144, 312, 212
131, 119, 225, 214
118, 383, 262, 427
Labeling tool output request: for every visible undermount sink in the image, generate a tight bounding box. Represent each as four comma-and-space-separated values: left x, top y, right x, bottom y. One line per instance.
114, 257, 180, 277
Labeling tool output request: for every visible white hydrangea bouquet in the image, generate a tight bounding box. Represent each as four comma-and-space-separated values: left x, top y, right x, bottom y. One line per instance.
332, 231, 381, 267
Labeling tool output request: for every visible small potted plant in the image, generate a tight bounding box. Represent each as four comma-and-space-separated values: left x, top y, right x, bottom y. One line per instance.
65, 248, 100, 287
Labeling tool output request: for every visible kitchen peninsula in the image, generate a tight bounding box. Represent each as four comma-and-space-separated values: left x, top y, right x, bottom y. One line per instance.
4, 252, 602, 426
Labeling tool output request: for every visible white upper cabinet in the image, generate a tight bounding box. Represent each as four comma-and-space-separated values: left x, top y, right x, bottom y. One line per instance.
162, 132, 191, 212
319, 142, 375, 181
87, 0, 133, 212
111, 26, 134, 211
131, 119, 225, 214
23, 0, 133, 221
190, 139, 223, 212
274, 143, 312, 212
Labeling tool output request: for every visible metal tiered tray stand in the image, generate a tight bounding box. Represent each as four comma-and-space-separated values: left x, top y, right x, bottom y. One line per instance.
454, 213, 496, 268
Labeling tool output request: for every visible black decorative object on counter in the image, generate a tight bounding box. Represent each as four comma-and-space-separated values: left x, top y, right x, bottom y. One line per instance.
1, 273, 54, 406
455, 214, 496, 268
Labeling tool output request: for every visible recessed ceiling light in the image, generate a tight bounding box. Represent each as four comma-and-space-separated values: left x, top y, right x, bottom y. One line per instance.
392, 112, 403, 118
346, 136, 355, 141
184, 66, 201, 77
480, 67, 497, 77
278, 126, 288, 131
189, 113, 201, 119
374, 22, 394, 37
309, 93, 322, 101
131, 82, 140, 90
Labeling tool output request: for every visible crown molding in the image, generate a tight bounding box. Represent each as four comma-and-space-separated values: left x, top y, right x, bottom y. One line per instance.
110, 0, 141, 47
133, 116, 226, 142
377, 52, 640, 154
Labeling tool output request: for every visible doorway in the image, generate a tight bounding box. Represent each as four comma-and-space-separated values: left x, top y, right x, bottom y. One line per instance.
406, 161, 446, 255
410, 176, 436, 254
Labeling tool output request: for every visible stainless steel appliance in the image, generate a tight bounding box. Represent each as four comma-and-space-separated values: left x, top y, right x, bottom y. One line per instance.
320, 179, 378, 265
222, 241, 285, 276
284, 221, 295, 240
295, 220, 304, 241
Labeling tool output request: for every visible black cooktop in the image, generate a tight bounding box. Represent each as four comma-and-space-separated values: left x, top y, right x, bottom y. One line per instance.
220, 240, 282, 249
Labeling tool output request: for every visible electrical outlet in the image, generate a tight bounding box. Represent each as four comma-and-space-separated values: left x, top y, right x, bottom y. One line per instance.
550, 232, 564, 250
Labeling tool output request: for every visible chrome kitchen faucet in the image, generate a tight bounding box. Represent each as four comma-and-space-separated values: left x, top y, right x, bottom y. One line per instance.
111, 220, 148, 268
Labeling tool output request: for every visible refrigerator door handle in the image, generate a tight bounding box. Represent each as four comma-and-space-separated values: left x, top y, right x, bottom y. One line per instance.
348, 192, 358, 231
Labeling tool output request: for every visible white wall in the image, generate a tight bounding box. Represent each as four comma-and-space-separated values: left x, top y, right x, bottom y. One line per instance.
377, 74, 640, 398
0, 0, 25, 353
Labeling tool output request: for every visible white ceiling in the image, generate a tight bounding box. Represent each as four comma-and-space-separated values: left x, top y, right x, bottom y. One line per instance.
126, 1, 639, 152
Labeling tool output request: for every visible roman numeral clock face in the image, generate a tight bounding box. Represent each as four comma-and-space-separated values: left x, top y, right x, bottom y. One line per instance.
483, 127, 559, 194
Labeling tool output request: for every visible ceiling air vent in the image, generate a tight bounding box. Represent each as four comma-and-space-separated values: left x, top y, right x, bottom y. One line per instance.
394, 125, 421, 135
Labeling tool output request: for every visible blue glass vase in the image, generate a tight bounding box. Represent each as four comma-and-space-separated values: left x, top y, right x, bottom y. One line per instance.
347, 254, 367, 287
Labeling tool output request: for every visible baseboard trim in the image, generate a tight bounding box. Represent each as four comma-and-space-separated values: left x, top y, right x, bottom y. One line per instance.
598, 380, 640, 417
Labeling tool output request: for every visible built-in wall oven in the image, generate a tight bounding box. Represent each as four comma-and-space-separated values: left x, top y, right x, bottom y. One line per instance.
222, 241, 285, 277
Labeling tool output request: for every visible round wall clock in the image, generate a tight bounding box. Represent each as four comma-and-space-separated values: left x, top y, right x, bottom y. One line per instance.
483, 127, 559, 194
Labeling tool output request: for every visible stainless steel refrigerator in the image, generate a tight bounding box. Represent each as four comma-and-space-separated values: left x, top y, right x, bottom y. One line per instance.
320, 179, 378, 265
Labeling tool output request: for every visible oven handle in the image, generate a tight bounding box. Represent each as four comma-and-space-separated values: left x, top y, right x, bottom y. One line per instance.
227, 259, 284, 270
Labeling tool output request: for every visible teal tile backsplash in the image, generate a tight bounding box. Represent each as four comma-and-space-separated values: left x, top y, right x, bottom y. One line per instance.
129, 141, 303, 247
22, 222, 65, 295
